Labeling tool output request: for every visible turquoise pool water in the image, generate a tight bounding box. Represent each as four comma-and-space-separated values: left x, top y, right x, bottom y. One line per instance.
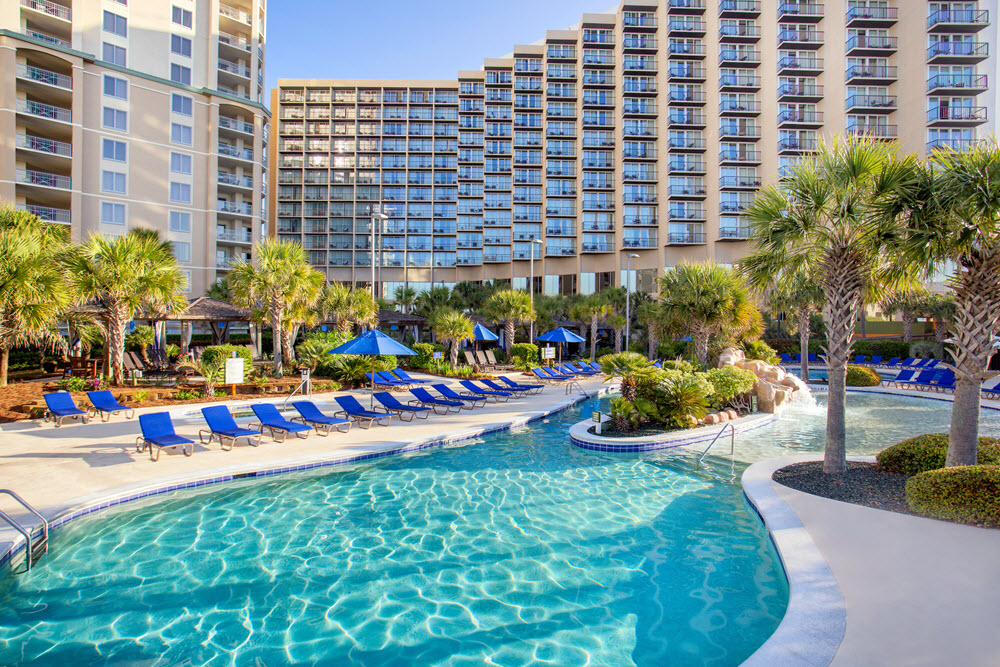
0, 397, 787, 667
2, 390, 994, 666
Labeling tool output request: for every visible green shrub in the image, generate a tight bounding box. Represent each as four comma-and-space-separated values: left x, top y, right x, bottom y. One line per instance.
174, 389, 202, 400
124, 325, 154, 352
877, 433, 1000, 475
906, 466, 1000, 527
410, 342, 445, 370
850, 339, 912, 359
660, 359, 696, 373
743, 339, 780, 364
657, 341, 689, 359
909, 341, 939, 359
325, 355, 396, 386
654, 374, 712, 428
201, 345, 252, 374
509, 342, 539, 368
705, 366, 758, 406
845, 364, 881, 387
58, 377, 88, 392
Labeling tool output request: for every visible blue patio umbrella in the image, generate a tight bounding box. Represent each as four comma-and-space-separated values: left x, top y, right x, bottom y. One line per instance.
535, 327, 586, 365
330, 330, 418, 407
473, 323, 499, 341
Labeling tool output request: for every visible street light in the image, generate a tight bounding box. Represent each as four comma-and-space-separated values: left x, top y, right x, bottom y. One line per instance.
625, 253, 640, 351
370, 205, 389, 300
529, 238, 543, 342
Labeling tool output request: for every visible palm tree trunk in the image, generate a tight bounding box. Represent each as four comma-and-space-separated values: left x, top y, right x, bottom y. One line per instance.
614, 329, 622, 353
590, 316, 598, 360
450, 340, 459, 367
505, 321, 515, 350
902, 311, 914, 343
0, 347, 8, 387
825, 364, 848, 473
799, 310, 811, 382
271, 308, 284, 378
647, 331, 656, 359
694, 331, 709, 367
108, 304, 128, 386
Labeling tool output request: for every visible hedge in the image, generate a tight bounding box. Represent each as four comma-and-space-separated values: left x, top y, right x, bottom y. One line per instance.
877, 433, 1000, 475
200, 345, 252, 374
906, 465, 1000, 527
845, 364, 881, 387
850, 340, 913, 359
763, 338, 827, 355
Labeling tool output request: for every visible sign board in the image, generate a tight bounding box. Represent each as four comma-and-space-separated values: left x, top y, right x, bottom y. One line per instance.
592, 411, 601, 423
433, 352, 444, 360
543, 347, 555, 359
225, 357, 245, 385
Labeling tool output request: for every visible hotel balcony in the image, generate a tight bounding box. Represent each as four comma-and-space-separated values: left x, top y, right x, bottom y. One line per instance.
15, 167, 70, 191
927, 74, 988, 95
219, 3, 252, 26
622, 36, 657, 50
20, 0, 71, 42
846, 5, 898, 27
845, 35, 898, 55
719, 148, 761, 164
18, 203, 69, 224
778, 137, 819, 154
668, 136, 705, 151
219, 115, 255, 136
668, 208, 706, 222
219, 30, 252, 57
719, 25, 761, 42
623, 170, 658, 183
218, 142, 254, 163
218, 84, 250, 101
778, 109, 824, 128
666, 228, 706, 245
778, 3, 824, 21
21, 28, 69, 49
218, 58, 251, 87
666, 42, 704, 58
719, 0, 761, 17
719, 176, 762, 189
846, 65, 897, 85
668, 64, 707, 81
581, 240, 614, 253
668, 0, 706, 13
718, 48, 761, 66
545, 243, 577, 257
719, 124, 761, 139
623, 145, 657, 160
622, 236, 658, 249
926, 106, 988, 126
216, 227, 253, 244
846, 124, 897, 140
846, 94, 897, 112
927, 9, 990, 32
718, 225, 751, 241
777, 55, 823, 75
16, 132, 71, 170
719, 99, 761, 116
623, 214, 658, 226
668, 111, 706, 127
720, 200, 753, 213
668, 184, 706, 197
623, 14, 657, 29
15, 167, 71, 211
218, 171, 255, 190
16, 98, 71, 130
668, 159, 705, 174
778, 83, 824, 102
667, 18, 706, 35
778, 29, 824, 49
720, 73, 761, 90
927, 138, 977, 152
926, 41, 989, 64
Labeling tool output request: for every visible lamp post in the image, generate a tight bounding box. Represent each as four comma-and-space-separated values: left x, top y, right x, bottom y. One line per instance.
625, 253, 639, 351
370, 205, 389, 300
529, 238, 543, 342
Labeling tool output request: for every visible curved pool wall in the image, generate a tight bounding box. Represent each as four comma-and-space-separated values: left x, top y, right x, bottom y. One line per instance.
569, 413, 779, 453
0, 393, 789, 666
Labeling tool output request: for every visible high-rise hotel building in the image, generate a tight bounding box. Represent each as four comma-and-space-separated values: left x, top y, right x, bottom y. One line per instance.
0, 0, 270, 296
271, 1, 997, 297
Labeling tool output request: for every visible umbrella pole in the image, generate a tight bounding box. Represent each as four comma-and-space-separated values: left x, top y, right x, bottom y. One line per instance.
371, 357, 375, 409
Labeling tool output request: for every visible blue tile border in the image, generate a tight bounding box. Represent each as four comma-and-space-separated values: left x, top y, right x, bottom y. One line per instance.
1, 388, 611, 575
569, 412, 779, 453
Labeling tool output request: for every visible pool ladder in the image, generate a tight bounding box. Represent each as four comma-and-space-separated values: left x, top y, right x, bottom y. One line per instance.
698, 422, 736, 465
0, 490, 48, 574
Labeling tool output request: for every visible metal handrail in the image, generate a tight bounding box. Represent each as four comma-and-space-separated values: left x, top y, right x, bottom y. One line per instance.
281, 370, 311, 411
0, 511, 33, 571
698, 421, 736, 464
0, 489, 49, 572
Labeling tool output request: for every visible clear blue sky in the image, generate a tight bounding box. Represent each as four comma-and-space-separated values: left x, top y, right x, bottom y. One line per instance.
265, 0, 611, 95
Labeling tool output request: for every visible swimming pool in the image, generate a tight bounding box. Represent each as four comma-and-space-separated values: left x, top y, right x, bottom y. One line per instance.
1, 391, 994, 666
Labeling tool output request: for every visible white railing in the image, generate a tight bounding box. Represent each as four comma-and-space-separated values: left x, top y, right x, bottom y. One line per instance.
16, 63, 72, 89
17, 98, 71, 123
219, 3, 251, 23
19, 204, 70, 224
16, 168, 70, 189
20, 0, 70, 21
22, 29, 70, 48
16, 133, 71, 157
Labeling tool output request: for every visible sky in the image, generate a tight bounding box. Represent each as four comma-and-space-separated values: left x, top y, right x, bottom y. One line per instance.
264, 0, 613, 97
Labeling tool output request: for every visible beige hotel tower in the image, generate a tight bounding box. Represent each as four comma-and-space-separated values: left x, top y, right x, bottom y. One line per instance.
272, 0, 998, 298
0, 0, 270, 296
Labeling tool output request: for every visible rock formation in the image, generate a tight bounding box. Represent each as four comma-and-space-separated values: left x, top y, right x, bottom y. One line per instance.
718, 347, 804, 414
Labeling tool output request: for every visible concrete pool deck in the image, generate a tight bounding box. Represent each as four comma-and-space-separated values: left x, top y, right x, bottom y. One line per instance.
0, 373, 608, 565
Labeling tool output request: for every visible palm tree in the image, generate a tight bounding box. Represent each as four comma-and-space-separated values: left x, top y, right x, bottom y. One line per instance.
895, 139, 1000, 466
205, 278, 231, 302
228, 239, 325, 378
319, 282, 378, 334
598, 351, 657, 403
923, 292, 956, 352
414, 285, 453, 320
636, 301, 661, 359
0, 207, 70, 385
658, 263, 758, 368
880, 288, 928, 343
393, 285, 417, 314
570, 294, 613, 361
607, 313, 627, 353
280, 280, 324, 365
66, 231, 186, 385
766, 269, 825, 381
742, 136, 919, 474
485, 289, 535, 350
431, 308, 474, 367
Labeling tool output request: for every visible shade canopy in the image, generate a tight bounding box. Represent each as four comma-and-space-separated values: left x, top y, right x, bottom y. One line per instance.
329, 330, 417, 356
536, 327, 586, 343
472, 323, 499, 341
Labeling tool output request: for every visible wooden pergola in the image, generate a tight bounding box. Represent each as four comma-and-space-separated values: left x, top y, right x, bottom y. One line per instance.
160, 297, 256, 353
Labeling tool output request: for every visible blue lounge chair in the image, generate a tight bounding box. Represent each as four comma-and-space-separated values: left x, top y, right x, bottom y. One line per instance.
376, 370, 412, 388
885, 369, 916, 387
480, 378, 529, 397
43, 392, 89, 427
333, 395, 392, 428
883, 357, 902, 368
540, 366, 574, 381
86, 390, 135, 422
496, 376, 544, 394
652, 361, 663, 368
291, 401, 352, 435
409, 387, 465, 413
584, 361, 603, 373
560, 363, 597, 376
982, 377, 1000, 400
367, 372, 406, 389
459, 380, 512, 402
432, 383, 487, 408
199, 405, 262, 450
570, 362, 600, 375
929, 369, 956, 393
792, 353, 802, 362
899, 357, 919, 367
249, 403, 313, 442
896, 369, 940, 390
136, 412, 194, 461
374, 392, 432, 421
532, 367, 570, 383
923, 359, 941, 368
780, 353, 792, 364
852, 355, 867, 364
391, 368, 430, 385
868, 355, 883, 367
807, 353, 821, 364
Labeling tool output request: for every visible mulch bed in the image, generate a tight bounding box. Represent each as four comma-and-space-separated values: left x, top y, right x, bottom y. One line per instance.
772, 461, 917, 516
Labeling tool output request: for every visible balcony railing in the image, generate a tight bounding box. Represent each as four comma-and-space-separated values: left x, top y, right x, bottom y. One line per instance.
719, 49, 760, 63
219, 116, 255, 134
668, 184, 706, 196
16, 132, 71, 157
15, 167, 70, 189
928, 9, 990, 29
719, 0, 761, 13
217, 228, 253, 243
778, 3, 824, 18
668, 209, 706, 221
622, 238, 658, 249
927, 74, 988, 91
719, 226, 751, 240
779, 138, 819, 152
719, 124, 761, 137
719, 149, 761, 162
20, 203, 69, 224
219, 3, 252, 23
219, 142, 253, 161
720, 200, 752, 212
845, 35, 898, 51
623, 14, 657, 27
581, 242, 615, 252
846, 94, 897, 110
668, 160, 705, 172
668, 19, 706, 32
219, 31, 251, 51
22, 29, 70, 48
17, 97, 72, 123
218, 200, 253, 216
927, 42, 989, 60
667, 232, 706, 244
15, 63, 72, 89
846, 65, 897, 81
927, 138, 977, 152
719, 25, 761, 38
778, 84, 824, 98
846, 124, 898, 138
218, 85, 250, 100
720, 176, 762, 188
669, 0, 706, 9
720, 100, 761, 113
846, 5, 898, 23
927, 106, 988, 123
778, 56, 823, 72
218, 58, 251, 78
720, 74, 761, 88
624, 215, 659, 226
545, 245, 577, 256
779, 30, 823, 44
21, 0, 70, 20
218, 172, 255, 188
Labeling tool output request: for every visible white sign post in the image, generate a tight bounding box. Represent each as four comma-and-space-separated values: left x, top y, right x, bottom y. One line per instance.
225, 356, 245, 387
543, 347, 555, 360
593, 410, 602, 435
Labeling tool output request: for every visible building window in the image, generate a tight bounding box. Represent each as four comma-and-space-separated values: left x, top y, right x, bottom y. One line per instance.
171, 93, 193, 116
170, 152, 192, 174
170, 64, 191, 85
172, 6, 192, 28
103, 11, 127, 37
169, 182, 191, 203
102, 43, 126, 67
101, 202, 125, 225
169, 211, 191, 233
170, 34, 192, 57
170, 123, 192, 145
102, 139, 127, 162
103, 75, 128, 100
171, 241, 191, 263
102, 107, 127, 131
101, 170, 126, 194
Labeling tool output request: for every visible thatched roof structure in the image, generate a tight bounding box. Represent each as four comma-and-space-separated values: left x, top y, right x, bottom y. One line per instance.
376, 309, 426, 327
163, 297, 250, 322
